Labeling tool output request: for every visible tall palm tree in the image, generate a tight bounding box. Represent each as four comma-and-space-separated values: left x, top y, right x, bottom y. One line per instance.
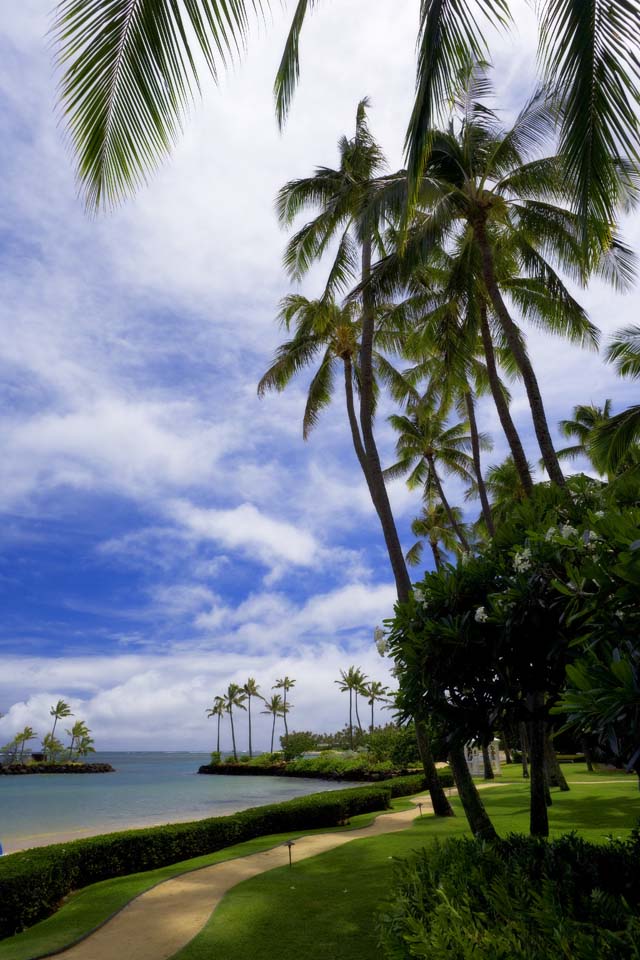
223, 683, 247, 761
557, 401, 613, 473
243, 678, 262, 758
76, 734, 95, 758
273, 100, 412, 601
273, 677, 295, 748
16, 727, 38, 761
385, 404, 478, 551
592, 326, 640, 474
362, 680, 390, 733
335, 666, 367, 748
407, 500, 467, 572
206, 696, 225, 754
54, 0, 640, 233
67, 720, 90, 760
262, 694, 285, 753
49, 700, 73, 742
468, 456, 533, 528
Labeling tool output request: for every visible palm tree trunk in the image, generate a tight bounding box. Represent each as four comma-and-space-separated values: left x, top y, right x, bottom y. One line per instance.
474, 220, 565, 487
519, 721, 530, 779
217, 715, 221, 754
248, 696, 253, 758
354, 691, 363, 732
370, 700, 374, 734
349, 689, 353, 749
430, 537, 443, 571
230, 710, 237, 761
465, 391, 495, 535
343, 356, 369, 473
528, 691, 549, 837
426, 455, 470, 550
448, 744, 497, 839
359, 237, 412, 603
480, 307, 533, 493
283, 690, 289, 746
482, 743, 495, 780
270, 713, 276, 753
545, 731, 570, 791
415, 718, 454, 817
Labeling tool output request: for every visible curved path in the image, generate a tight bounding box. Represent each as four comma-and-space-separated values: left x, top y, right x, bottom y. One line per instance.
53, 794, 437, 960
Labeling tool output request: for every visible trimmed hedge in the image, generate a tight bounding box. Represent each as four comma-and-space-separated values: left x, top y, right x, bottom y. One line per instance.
378, 830, 640, 959
0, 784, 390, 939
384, 770, 454, 797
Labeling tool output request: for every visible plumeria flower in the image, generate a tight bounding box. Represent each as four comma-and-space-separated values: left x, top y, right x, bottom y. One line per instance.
475, 606, 489, 623
559, 523, 578, 539
513, 547, 532, 573
545, 527, 557, 541
374, 626, 387, 657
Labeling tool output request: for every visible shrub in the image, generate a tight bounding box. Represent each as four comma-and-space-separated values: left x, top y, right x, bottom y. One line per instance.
209, 751, 221, 765
281, 731, 318, 760
378, 829, 640, 959
0, 784, 391, 939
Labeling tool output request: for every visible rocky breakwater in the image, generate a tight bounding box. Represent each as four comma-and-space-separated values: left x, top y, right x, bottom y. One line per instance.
0, 762, 115, 774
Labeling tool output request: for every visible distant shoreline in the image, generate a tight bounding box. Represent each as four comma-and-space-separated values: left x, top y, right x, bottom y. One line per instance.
0, 762, 115, 775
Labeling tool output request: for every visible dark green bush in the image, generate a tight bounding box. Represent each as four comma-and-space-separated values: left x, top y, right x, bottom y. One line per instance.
0, 784, 390, 939
280, 731, 318, 760
384, 769, 453, 798
378, 829, 640, 959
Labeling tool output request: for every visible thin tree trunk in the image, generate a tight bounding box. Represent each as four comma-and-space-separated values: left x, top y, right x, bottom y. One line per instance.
370, 700, 374, 734
582, 738, 594, 772
426, 455, 470, 550
528, 692, 549, 837
230, 710, 237, 762
482, 743, 495, 780
430, 538, 443, 571
248, 697, 253, 758
474, 220, 565, 487
283, 690, 289, 746
465, 391, 495, 535
448, 745, 498, 840
349, 689, 353, 749
415, 718, 454, 817
519, 721, 530, 779
359, 237, 412, 603
217, 715, 221, 754
480, 308, 533, 493
545, 732, 570, 791
355, 692, 363, 732
270, 713, 276, 753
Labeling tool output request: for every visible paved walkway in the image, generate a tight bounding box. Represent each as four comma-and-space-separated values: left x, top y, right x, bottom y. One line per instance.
54, 794, 436, 960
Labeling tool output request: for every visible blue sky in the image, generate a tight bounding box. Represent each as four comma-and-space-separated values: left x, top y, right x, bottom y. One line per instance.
1, 1, 638, 751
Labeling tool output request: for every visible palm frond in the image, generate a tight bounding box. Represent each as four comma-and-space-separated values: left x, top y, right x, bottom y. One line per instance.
257, 334, 322, 396
539, 0, 640, 229
55, 0, 264, 211
591, 405, 640, 473
605, 325, 640, 379
302, 348, 336, 439
405, 541, 425, 566
274, 0, 319, 129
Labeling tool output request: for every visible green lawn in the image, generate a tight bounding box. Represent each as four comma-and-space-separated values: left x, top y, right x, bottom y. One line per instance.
1, 767, 637, 960
174, 768, 639, 960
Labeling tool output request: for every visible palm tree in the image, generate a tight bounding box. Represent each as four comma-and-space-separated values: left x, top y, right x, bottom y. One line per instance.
335, 666, 367, 748
243, 678, 262, 758
67, 720, 90, 760
468, 456, 533, 528
557, 401, 613, 473
262, 694, 285, 753
206, 696, 226, 754
76, 734, 95, 758
273, 100, 412, 601
54, 0, 640, 234
385, 404, 478, 551
591, 326, 640, 474
407, 500, 468, 571
42, 733, 64, 762
362, 681, 390, 733
15, 727, 38, 761
223, 683, 247, 761
273, 677, 295, 748
49, 700, 73, 743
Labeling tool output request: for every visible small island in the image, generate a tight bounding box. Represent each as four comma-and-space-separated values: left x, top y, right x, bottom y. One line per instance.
0, 699, 113, 773
0, 761, 114, 775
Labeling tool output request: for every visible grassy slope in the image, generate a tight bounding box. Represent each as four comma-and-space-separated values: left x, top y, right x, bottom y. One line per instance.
174, 766, 639, 960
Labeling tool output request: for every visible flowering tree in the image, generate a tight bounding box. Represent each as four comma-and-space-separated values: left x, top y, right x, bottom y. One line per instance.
387, 476, 640, 837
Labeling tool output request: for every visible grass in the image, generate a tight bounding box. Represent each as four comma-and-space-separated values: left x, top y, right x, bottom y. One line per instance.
1, 766, 636, 960
174, 767, 639, 960
0, 806, 398, 960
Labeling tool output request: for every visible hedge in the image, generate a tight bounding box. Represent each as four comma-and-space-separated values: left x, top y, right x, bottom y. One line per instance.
378, 829, 640, 959
0, 784, 390, 939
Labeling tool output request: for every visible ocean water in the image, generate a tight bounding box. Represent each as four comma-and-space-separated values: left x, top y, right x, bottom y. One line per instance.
0, 752, 354, 853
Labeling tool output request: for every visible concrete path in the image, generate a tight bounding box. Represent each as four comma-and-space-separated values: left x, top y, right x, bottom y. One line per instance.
53, 795, 435, 960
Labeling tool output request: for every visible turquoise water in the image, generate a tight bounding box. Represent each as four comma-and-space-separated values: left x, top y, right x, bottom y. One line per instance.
0, 752, 354, 852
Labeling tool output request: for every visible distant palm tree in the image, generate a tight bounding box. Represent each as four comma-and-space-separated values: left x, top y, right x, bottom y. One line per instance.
42, 733, 64, 762
362, 681, 390, 733
471, 457, 533, 528
76, 734, 95, 758
206, 696, 226, 754
557, 401, 613, 473
273, 677, 295, 748
49, 700, 73, 751
16, 726, 38, 761
591, 326, 640, 474
262, 695, 285, 753
335, 667, 367, 748
407, 501, 467, 572
223, 684, 247, 761
67, 720, 90, 760
243, 678, 263, 758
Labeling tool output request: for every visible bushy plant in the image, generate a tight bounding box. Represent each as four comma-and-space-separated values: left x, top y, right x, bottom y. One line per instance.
378, 829, 640, 959
281, 730, 317, 760
209, 751, 221, 765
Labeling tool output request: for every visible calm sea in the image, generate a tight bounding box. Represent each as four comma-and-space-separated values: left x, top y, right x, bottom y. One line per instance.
0, 752, 353, 853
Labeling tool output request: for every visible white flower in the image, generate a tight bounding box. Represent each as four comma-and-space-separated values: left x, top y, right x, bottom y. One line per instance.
545, 527, 557, 541
475, 606, 489, 623
615, 609, 625, 620
413, 586, 425, 603
594, 510, 605, 519
513, 547, 532, 573
559, 523, 578, 539
374, 626, 387, 657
